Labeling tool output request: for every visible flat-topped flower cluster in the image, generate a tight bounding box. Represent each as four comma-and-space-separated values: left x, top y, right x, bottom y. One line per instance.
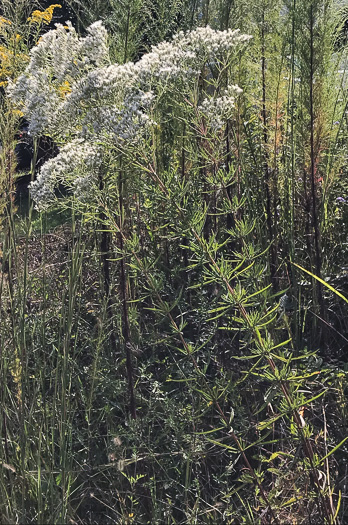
8, 21, 251, 209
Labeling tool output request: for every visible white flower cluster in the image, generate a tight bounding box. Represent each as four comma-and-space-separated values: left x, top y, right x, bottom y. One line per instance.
28, 21, 80, 83
28, 20, 109, 82
173, 26, 252, 57
8, 21, 250, 209
132, 27, 251, 86
65, 62, 137, 111
7, 71, 61, 136
81, 90, 156, 143
114, 90, 155, 142
78, 21, 109, 67
30, 139, 102, 210
8, 21, 110, 137
198, 85, 243, 131
135, 41, 197, 84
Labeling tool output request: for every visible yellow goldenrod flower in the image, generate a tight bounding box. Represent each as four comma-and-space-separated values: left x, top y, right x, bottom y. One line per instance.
0, 41, 29, 86
13, 109, 24, 117
28, 4, 61, 26
0, 16, 12, 26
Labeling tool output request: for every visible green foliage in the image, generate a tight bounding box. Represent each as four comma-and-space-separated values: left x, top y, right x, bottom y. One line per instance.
0, 1, 347, 524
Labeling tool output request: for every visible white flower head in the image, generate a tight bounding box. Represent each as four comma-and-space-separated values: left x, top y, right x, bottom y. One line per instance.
198, 84, 242, 131
30, 139, 102, 210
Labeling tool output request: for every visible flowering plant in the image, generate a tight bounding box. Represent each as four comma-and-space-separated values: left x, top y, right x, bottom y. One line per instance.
27, 4, 62, 26
8, 20, 251, 209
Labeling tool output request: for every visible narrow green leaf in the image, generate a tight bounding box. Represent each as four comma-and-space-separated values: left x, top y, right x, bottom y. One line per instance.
195, 426, 225, 435
287, 371, 321, 381
244, 284, 272, 302
292, 262, 348, 304
205, 438, 238, 452
270, 338, 292, 351
166, 377, 196, 382
334, 490, 342, 522
281, 496, 303, 508
316, 437, 348, 467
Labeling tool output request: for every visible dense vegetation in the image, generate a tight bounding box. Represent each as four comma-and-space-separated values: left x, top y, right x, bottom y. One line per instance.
0, 1, 347, 523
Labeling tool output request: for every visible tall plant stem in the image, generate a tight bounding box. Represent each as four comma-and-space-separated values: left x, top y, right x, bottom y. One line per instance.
18, 137, 38, 523
309, 3, 324, 313
124, 3, 131, 63
203, 0, 210, 26
190, 0, 198, 29
58, 210, 84, 521
288, 0, 299, 346
118, 169, 136, 420
98, 172, 117, 354
120, 13, 136, 419
261, 12, 277, 290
